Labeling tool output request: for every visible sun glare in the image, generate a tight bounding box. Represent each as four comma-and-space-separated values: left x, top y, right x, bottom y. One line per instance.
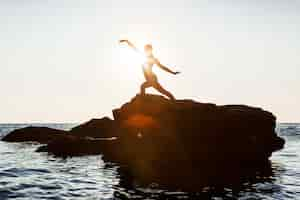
118, 45, 146, 70
113, 44, 147, 81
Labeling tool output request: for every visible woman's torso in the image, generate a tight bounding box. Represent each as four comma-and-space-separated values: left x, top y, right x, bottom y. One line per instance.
143, 56, 157, 82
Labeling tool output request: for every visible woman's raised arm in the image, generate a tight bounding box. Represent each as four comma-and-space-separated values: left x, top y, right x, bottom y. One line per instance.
119, 39, 140, 52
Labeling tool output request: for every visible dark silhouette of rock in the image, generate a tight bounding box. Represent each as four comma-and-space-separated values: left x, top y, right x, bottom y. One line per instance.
108, 94, 284, 188
2, 127, 67, 143
2, 94, 285, 189
36, 135, 118, 157
2, 118, 117, 145
70, 117, 118, 138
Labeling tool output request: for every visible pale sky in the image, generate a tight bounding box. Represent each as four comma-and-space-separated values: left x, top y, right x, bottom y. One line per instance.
0, 0, 299, 123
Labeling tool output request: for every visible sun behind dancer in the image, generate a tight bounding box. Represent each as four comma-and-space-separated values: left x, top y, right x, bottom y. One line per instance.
119, 39, 180, 100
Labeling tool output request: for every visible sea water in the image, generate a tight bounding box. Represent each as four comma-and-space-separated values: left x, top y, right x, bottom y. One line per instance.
0, 123, 299, 199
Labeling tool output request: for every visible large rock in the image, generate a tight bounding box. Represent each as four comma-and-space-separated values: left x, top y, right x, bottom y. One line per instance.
112, 94, 283, 161
107, 94, 285, 188
1, 127, 67, 144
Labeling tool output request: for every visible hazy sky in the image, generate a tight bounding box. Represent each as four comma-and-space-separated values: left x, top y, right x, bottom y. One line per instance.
0, 0, 299, 123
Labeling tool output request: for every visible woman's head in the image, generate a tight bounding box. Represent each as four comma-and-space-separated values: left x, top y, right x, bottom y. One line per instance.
144, 44, 153, 56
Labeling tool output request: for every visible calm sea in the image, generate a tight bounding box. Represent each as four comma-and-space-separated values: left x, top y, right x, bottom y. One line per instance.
0, 123, 299, 199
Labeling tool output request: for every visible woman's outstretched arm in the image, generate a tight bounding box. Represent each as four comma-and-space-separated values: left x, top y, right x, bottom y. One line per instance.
119, 39, 140, 52
155, 59, 180, 75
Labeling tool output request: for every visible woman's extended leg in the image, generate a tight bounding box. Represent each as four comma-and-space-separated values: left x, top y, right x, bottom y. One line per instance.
153, 82, 175, 100
140, 81, 151, 96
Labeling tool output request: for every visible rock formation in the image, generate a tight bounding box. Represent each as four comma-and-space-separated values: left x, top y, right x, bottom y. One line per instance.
2, 127, 67, 144
2, 94, 285, 189
69, 117, 118, 138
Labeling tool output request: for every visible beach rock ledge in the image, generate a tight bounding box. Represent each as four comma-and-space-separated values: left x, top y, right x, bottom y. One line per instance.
2, 94, 285, 188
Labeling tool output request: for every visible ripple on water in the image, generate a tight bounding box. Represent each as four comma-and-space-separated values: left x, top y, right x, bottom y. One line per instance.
2, 168, 51, 177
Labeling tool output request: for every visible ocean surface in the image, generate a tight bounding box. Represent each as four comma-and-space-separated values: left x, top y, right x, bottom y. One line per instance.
0, 123, 299, 200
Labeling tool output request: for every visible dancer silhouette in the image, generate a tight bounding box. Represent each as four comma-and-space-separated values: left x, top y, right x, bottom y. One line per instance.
119, 40, 180, 100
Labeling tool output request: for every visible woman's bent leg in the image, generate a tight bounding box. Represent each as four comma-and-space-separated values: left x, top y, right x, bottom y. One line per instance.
153, 82, 175, 100
140, 81, 151, 96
